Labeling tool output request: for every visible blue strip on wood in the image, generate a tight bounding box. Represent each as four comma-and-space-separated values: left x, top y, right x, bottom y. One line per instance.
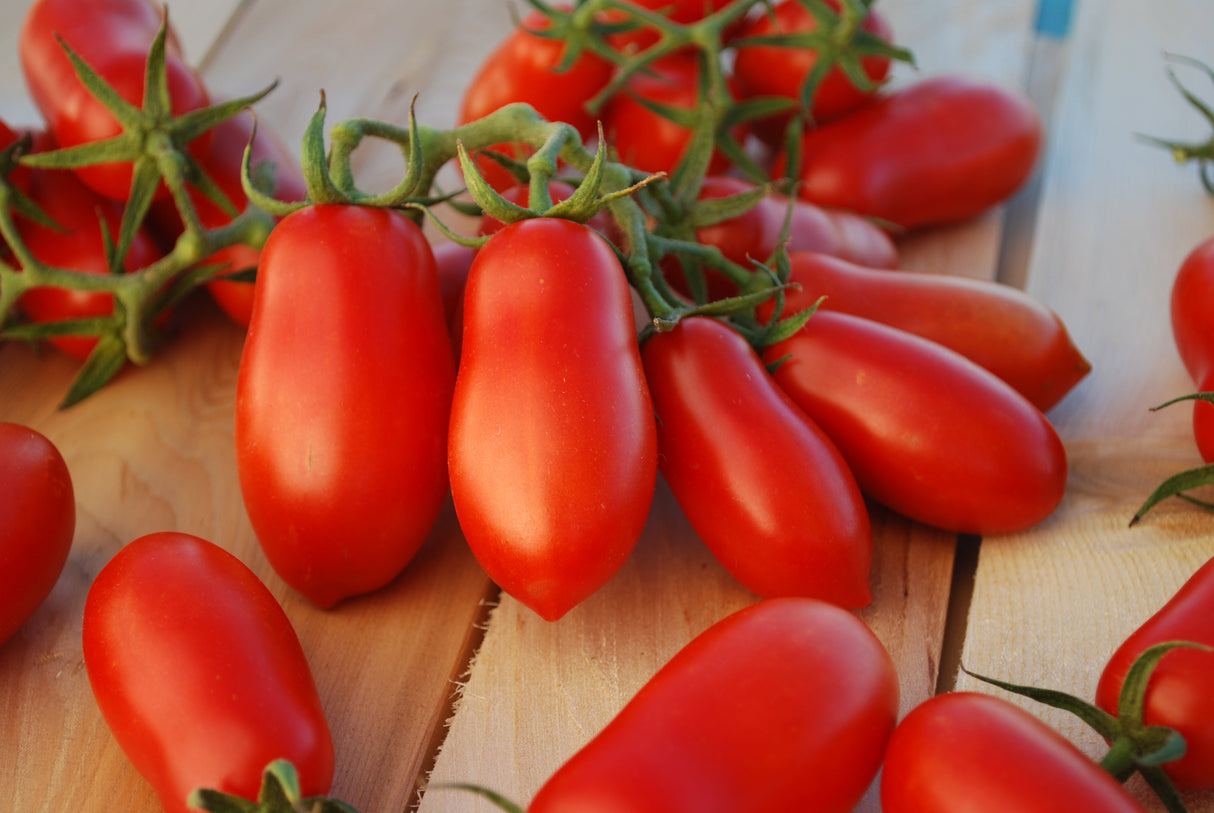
1035, 0, 1076, 38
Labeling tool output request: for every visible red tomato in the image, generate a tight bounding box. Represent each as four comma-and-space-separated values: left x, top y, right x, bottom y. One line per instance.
1196, 371, 1214, 463
530, 597, 899, 812
758, 251, 1091, 412
0, 422, 74, 648
18, 0, 212, 201
664, 174, 898, 301
774, 75, 1043, 230
603, 53, 744, 177
449, 219, 656, 621
430, 240, 478, 362
458, 8, 614, 191
881, 691, 1148, 812
1170, 236, 1214, 462
733, 0, 895, 143
764, 311, 1068, 535
147, 107, 307, 327
641, 317, 871, 606
14, 137, 165, 361
235, 205, 455, 608
82, 532, 333, 813
1096, 555, 1214, 790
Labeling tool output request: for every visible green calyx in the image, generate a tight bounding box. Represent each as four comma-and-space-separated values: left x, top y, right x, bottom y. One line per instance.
188, 760, 360, 813
1139, 53, 1214, 194
1132, 392, 1214, 524
964, 640, 1213, 813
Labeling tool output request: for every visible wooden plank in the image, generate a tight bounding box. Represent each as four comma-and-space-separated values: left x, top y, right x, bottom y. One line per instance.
419, 3, 1039, 811
956, 1, 1214, 811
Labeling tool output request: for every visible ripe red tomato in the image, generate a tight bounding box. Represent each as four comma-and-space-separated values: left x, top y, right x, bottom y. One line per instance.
235, 205, 455, 608
458, 8, 614, 191
477, 180, 617, 240
881, 691, 1148, 812
147, 107, 307, 327
529, 597, 899, 812
732, 0, 895, 143
1096, 555, 1214, 790
758, 251, 1091, 412
663, 174, 898, 301
430, 240, 478, 362
603, 52, 745, 177
764, 311, 1068, 535
774, 75, 1043, 230
0, 422, 74, 648
641, 317, 871, 606
82, 531, 333, 813
1170, 236, 1214, 462
448, 218, 657, 621
14, 135, 165, 361
18, 0, 213, 201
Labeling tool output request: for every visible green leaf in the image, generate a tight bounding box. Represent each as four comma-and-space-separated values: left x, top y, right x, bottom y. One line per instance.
188, 760, 362, 813
60, 334, 128, 409
1131, 462, 1214, 525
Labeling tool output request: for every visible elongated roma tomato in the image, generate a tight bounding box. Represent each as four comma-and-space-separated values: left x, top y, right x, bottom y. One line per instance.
529, 597, 899, 812
1096, 555, 1214, 790
235, 205, 455, 608
19, 0, 212, 201
641, 317, 871, 607
765, 311, 1068, 535
759, 251, 1091, 412
1170, 236, 1214, 462
881, 692, 1148, 813
449, 219, 657, 621
775, 75, 1042, 230
83, 532, 333, 813
0, 422, 74, 648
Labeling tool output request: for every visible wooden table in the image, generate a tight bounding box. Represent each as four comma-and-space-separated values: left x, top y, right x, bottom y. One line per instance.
3, 0, 1214, 811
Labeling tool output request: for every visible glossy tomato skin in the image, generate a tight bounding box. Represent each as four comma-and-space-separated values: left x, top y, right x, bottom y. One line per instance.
641, 317, 871, 606
459, 8, 614, 191
1170, 236, 1214, 463
14, 135, 164, 360
148, 108, 307, 327
530, 597, 899, 813
82, 532, 333, 813
764, 311, 1068, 535
881, 691, 1148, 813
603, 53, 744, 177
1096, 555, 1214, 790
449, 219, 657, 621
0, 422, 74, 648
235, 205, 455, 608
758, 252, 1091, 412
733, 0, 894, 143
776, 75, 1042, 231
19, 0, 212, 201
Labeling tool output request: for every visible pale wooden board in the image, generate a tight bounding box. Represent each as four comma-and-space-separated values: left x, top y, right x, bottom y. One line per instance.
419, 3, 1039, 811
955, 2, 1214, 811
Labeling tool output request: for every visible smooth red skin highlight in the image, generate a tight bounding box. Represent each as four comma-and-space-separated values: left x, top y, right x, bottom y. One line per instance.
82, 532, 333, 813
235, 206, 455, 608
765, 311, 1068, 535
881, 692, 1148, 813
529, 598, 899, 813
642, 317, 872, 607
449, 219, 657, 621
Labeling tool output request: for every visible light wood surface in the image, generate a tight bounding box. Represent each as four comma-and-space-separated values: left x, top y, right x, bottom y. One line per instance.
2, 1, 1213, 811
